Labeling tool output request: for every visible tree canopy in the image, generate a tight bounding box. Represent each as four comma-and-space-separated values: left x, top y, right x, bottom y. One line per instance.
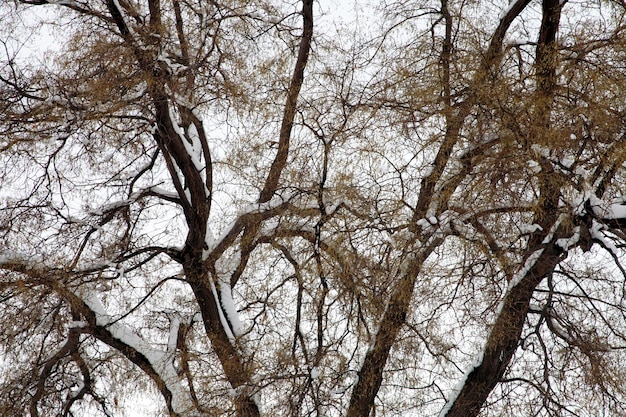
3, 0, 626, 416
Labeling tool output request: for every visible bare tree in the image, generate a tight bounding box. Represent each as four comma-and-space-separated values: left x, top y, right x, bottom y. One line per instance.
3, 0, 626, 416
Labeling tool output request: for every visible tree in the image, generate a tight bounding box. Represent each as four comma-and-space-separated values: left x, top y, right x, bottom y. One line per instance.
2, 0, 626, 416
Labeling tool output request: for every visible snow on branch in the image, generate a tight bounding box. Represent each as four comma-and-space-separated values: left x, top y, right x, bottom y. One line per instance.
213, 252, 246, 340
203, 192, 312, 260
438, 351, 485, 417
0, 257, 197, 414
593, 201, 626, 222
509, 213, 565, 289
555, 226, 581, 250
78, 290, 196, 415
415, 210, 460, 243
208, 277, 237, 343
498, 0, 529, 20
109, 0, 140, 40
168, 107, 205, 174
564, 193, 626, 253
87, 185, 181, 218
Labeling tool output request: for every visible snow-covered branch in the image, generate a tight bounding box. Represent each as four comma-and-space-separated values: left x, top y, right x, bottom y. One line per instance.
79, 291, 197, 416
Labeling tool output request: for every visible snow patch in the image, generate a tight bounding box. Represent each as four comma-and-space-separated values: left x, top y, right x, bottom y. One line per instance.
169, 107, 204, 172
519, 223, 543, 234
589, 220, 617, 254
527, 159, 541, 174
208, 278, 236, 342
601, 202, 626, 220
167, 315, 181, 352
556, 226, 580, 250
69, 381, 85, 399
217, 274, 244, 337
531, 143, 550, 158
